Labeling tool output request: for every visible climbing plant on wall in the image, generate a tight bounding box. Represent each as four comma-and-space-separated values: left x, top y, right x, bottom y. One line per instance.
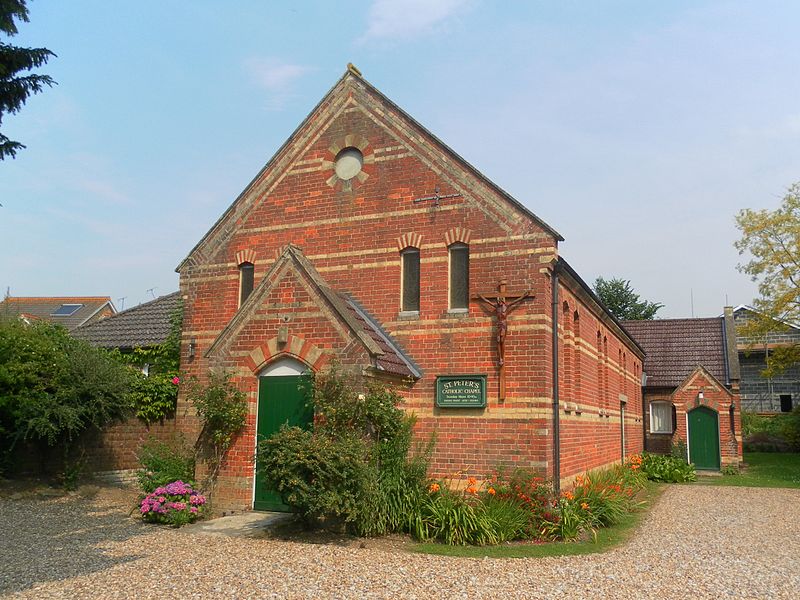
110, 302, 183, 423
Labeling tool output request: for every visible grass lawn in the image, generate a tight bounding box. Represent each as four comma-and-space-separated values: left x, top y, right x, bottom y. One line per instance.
410, 481, 665, 559
697, 452, 800, 489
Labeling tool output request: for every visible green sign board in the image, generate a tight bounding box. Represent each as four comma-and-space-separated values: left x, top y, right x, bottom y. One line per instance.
436, 375, 487, 408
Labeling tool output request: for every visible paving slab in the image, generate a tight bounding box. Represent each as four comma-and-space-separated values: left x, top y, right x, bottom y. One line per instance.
183, 511, 292, 537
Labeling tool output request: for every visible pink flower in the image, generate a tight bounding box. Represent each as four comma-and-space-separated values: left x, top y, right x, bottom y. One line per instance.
190, 507, 198, 514
172, 376, 180, 385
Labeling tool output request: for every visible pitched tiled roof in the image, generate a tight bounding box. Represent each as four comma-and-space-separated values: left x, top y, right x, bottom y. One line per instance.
0, 296, 115, 331
73, 292, 181, 349
622, 318, 729, 388
339, 294, 421, 379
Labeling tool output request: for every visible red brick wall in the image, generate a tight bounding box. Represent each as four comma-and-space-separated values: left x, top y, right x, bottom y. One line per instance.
82, 417, 177, 472
556, 286, 644, 485
177, 74, 644, 510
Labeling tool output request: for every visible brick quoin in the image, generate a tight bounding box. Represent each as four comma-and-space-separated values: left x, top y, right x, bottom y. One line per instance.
176, 68, 646, 511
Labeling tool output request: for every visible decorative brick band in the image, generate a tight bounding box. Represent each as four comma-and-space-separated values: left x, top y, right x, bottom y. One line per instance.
235, 249, 257, 266
396, 232, 424, 251
246, 334, 329, 374
444, 227, 472, 246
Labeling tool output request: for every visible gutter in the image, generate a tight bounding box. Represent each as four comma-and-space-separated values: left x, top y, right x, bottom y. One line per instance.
551, 262, 561, 495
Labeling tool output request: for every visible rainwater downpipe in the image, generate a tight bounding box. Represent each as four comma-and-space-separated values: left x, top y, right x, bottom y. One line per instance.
551, 263, 561, 495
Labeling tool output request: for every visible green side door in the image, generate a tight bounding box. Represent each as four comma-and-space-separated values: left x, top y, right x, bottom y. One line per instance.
688, 406, 720, 471
253, 375, 313, 511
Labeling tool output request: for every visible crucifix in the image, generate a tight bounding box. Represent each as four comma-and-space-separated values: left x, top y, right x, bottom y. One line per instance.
413, 185, 462, 207
474, 279, 533, 400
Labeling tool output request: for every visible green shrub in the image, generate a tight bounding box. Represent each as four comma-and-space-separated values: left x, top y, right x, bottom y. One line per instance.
258, 426, 370, 527
257, 369, 431, 536
741, 410, 800, 452
109, 302, 182, 423
137, 435, 196, 493
779, 407, 800, 451
639, 453, 696, 483
670, 440, 688, 460
0, 320, 133, 470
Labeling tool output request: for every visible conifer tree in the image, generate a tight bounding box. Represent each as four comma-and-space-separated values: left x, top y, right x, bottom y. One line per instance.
594, 276, 664, 321
0, 0, 55, 160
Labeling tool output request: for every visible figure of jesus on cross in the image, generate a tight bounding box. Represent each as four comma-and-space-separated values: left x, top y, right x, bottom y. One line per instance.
475, 279, 533, 400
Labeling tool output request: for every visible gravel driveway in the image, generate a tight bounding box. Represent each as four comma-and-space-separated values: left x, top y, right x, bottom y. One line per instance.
1, 484, 798, 599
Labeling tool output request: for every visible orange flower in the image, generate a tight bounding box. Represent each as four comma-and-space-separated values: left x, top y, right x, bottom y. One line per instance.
467, 476, 477, 486
487, 487, 496, 496
466, 486, 478, 495
563, 491, 574, 501
630, 464, 640, 470
429, 483, 440, 493
581, 502, 589, 510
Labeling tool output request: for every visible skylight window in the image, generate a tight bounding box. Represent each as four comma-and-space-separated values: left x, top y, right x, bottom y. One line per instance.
51, 304, 83, 316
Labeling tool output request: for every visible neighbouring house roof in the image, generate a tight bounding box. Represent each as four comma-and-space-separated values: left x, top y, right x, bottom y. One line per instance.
73, 292, 181, 349
0, 296, 116, 331
622, 318, 729, 388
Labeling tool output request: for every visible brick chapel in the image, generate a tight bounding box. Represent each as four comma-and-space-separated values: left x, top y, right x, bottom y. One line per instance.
176, 66, 652, 511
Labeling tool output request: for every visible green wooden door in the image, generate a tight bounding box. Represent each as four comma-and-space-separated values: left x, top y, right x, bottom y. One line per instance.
254, 375, 312, 511
688, 406, 720, 471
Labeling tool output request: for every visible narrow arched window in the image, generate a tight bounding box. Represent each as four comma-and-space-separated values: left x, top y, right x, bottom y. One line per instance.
239, 262, 254, 307
448, 242, 469, 310
401, 247, 420, 312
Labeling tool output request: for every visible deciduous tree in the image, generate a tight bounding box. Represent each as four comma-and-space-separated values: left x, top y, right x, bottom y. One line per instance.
735, 182, 800, 375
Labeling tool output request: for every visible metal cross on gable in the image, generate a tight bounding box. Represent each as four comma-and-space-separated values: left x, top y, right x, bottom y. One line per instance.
413, 185, 462, 206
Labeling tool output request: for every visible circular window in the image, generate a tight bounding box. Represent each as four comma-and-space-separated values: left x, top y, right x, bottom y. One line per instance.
334, 147, 363, 181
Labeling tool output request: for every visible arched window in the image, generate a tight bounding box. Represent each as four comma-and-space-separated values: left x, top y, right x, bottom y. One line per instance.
448, 242, 469, 310
562, 302, 571, 402
400, 247, 420, 312
596, 331, 604, 412
573, 311, 581, 399
239, 262, 255, 306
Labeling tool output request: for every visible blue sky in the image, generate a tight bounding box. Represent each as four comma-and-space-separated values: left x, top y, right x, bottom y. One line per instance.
2, 1, 798, 316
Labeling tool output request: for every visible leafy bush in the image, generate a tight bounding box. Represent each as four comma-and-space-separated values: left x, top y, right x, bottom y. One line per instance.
259, 426, 369, 526
110, 302, 182, 423
0, 320, 133, 470
636, 453, 696, 483
186, 371, 248, 485
257, 370, 431, 536
670, 440, 688, 460
139, 480, 206, 527
137, 436, 196, 493
742, 410, 800, 452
